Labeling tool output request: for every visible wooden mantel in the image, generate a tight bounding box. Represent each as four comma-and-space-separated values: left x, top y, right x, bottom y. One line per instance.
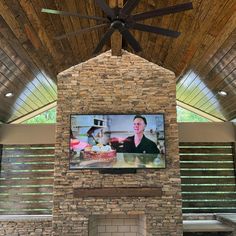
74, 187, 162, 198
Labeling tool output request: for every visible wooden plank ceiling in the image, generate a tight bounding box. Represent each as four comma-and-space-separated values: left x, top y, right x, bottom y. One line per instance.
0, 0, 235, 123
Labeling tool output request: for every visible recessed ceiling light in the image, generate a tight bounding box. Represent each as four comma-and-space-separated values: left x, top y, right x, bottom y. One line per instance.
5, 92, 14, 98
218, 90, 227, 96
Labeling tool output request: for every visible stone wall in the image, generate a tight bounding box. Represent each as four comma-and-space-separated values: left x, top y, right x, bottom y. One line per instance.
54, 50, 182, 236
0, 216, 52, 236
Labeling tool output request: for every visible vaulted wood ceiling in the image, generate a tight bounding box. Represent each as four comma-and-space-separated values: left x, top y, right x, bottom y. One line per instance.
0, 0, 235, 123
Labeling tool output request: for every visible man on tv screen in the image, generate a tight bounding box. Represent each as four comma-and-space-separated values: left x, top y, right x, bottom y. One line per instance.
123, 115, 160, 154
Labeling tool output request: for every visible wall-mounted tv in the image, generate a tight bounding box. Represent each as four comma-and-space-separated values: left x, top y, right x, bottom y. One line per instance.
69, 114, 166, 169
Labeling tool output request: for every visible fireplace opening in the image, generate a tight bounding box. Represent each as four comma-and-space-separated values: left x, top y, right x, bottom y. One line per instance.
89, 214, 146, 236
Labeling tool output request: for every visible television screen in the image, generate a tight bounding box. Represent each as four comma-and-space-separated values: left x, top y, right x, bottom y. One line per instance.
69, 114, 166, 169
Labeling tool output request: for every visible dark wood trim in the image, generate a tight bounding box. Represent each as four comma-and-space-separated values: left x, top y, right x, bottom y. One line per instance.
110, 0, 123, 56
74, 187, 162, 197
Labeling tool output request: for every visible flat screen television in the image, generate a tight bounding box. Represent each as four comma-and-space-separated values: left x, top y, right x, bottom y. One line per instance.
69, 114, 166, 170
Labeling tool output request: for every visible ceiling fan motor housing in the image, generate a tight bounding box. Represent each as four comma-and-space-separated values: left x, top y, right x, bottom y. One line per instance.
111, 20, 125, 30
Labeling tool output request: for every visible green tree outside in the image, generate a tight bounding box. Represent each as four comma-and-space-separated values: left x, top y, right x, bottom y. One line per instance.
23, 107, 56, 124
177, 106, 210, 122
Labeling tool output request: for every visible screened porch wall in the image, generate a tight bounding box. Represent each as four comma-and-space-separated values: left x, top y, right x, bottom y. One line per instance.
0, 123, 235, 215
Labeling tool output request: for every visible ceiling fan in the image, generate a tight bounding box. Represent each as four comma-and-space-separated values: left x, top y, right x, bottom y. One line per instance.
42, 0, 193, 54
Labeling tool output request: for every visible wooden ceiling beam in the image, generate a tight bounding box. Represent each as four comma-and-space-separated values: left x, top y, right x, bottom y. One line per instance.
109, 0, 123, 56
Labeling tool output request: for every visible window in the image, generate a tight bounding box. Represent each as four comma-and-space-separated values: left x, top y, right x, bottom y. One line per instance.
177, 106, 210, 122
23, 107, 56, 124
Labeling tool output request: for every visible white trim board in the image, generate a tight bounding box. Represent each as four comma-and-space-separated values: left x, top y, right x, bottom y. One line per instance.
177, 100, 223, 122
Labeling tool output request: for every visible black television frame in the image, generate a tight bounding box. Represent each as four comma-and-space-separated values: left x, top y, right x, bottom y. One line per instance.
69, 113, 166, 171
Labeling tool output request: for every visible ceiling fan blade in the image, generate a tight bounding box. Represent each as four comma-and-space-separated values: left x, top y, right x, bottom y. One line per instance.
129, 23, 180, 37
132, 2, 193, 22
94, 0, 115, 18
41, 8, 109, 22
54, 24, 108, 40
93, 27, 115, 54
120, 0, 140, 16
119, 29, 142, 52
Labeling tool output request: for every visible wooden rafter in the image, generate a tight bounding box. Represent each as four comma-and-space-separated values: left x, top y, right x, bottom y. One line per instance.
109, 0, 123, 56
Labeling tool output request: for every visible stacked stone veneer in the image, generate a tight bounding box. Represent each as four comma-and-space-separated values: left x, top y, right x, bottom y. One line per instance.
0, 216, 52, 236
54, 50, 182, 236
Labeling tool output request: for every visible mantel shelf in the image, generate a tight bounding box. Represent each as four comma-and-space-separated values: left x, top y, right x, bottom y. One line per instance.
74, 187, 162, 198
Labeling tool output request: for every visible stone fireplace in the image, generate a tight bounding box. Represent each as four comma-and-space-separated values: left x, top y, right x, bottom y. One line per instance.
53, 50, 182, 236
